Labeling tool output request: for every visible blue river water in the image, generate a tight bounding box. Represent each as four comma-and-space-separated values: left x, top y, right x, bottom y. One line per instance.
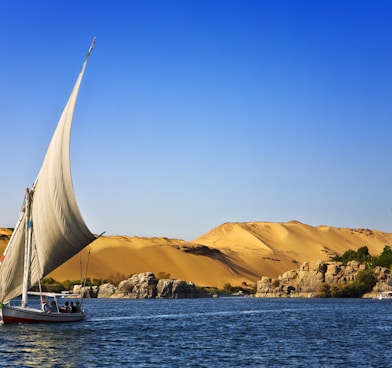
0, 297, 391, 367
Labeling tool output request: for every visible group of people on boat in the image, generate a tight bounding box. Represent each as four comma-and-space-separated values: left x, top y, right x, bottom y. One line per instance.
42, 300, 81, 314
60, 301, 81, 313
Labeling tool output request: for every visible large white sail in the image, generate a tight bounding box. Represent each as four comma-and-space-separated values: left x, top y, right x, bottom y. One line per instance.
0, 40, 96, 304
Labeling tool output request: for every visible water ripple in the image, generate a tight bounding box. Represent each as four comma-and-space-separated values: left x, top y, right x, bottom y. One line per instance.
1, 298, 392, 367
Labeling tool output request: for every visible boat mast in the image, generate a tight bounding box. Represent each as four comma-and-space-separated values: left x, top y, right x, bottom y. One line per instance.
21, 188, 33, 307
19, 38, 96, 308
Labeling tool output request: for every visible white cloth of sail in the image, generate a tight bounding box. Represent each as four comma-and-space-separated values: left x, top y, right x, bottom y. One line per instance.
0, 57, 96, 304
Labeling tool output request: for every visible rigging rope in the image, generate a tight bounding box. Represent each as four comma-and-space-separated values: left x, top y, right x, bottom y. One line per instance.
33, 242, 44, 304
80, 231, 105, 302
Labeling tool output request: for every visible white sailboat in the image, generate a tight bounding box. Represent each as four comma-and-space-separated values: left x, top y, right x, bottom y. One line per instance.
0, 38, 98, 324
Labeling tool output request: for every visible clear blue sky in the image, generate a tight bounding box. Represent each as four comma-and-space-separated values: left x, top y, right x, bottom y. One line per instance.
1, 1, 392, 241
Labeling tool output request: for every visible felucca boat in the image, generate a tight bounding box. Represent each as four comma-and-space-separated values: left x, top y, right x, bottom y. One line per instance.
0, 38, 98, 324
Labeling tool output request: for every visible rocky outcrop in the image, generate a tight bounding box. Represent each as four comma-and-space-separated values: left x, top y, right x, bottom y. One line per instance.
255, 260, 392, 298
156, 279, 209, 298
114, 272, 158, 299
72, 272, 211, 299
97, 283, 116, 298
73, 284, 99, 298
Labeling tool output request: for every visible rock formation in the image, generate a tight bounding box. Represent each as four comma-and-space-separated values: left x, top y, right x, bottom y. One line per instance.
72, 272, 211, 299
156, 278, 207, 298
115, 272, 158, 299
94, 283, 115, 298
73, 284, 99, 298
255, 260, 392, 298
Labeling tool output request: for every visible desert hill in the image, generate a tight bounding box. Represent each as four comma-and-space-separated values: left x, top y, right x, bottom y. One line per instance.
1, 221, 392, 288
0, 228, 12, 250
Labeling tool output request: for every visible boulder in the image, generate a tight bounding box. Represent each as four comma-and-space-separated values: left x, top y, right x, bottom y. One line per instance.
116, 272, 158, 299
156, 278, 209, 298
172, 280, 197, 298
156, 279, 173, 298
72, 284, 98, 298
97, 283, 116, 298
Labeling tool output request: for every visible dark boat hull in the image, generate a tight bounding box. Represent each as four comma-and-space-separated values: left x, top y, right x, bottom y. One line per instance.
1, 304, 86, 324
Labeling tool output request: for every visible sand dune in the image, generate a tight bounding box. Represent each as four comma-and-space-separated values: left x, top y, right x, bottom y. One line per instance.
1, 221, 392, 288
0, 228, 12, 248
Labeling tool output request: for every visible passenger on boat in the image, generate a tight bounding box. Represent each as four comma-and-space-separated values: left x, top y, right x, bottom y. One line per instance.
50, 301, 58, 313
60, 301, 70, 313
70, 302, 77, 313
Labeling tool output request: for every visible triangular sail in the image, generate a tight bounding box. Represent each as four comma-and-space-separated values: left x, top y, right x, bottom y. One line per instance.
0, 39, 96, 304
